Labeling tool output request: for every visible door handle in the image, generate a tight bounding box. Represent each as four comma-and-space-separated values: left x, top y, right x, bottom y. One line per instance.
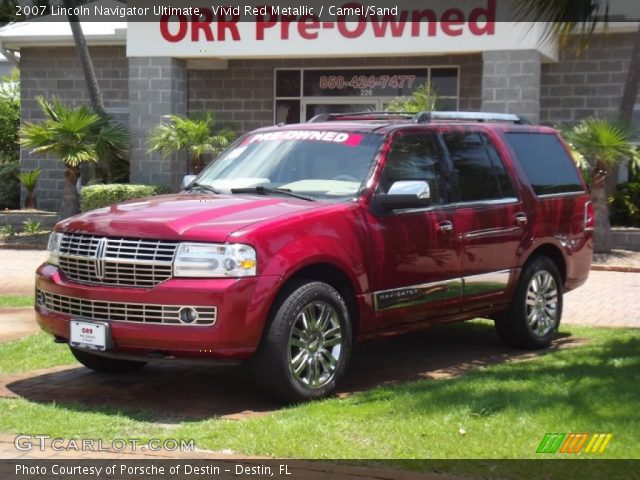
437, 221, 454, 233
514, 213, 528, 227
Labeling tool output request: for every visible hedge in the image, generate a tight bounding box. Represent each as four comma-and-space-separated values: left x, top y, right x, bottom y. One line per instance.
0, 161, 20, 209
81, 184, 171, 212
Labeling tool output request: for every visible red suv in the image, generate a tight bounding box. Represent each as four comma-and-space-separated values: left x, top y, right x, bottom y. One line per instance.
36, 111, 593, 401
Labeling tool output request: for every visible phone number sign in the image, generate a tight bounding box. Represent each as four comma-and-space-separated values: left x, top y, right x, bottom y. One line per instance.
304, 69, 428, 97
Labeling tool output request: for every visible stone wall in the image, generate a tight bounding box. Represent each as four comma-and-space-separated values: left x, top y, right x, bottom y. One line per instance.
481, 50, 541, 123
19, 46, 128, 212
128, 57, 187, 189
540, 33, 636, 125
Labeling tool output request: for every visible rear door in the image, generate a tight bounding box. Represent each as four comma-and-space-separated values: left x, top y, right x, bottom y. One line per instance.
441, 130, 529, 311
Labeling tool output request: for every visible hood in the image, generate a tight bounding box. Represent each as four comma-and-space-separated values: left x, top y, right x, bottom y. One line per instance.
58, 193, 324, 242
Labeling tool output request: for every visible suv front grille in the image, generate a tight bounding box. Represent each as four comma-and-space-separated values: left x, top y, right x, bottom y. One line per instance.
58, 234, 179, 288
36, 289, 216, 326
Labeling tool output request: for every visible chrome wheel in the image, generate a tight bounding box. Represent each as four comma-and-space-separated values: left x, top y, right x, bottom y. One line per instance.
525, 270, 559, 337
288, 301, 343, 389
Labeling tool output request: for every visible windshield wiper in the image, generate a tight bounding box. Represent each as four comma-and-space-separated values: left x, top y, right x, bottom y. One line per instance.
184, 182, 220, 194
230, 186, 316, 202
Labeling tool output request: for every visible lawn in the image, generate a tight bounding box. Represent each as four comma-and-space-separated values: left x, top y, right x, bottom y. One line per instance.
0, 295, 33, 308
0, 322, 637, 472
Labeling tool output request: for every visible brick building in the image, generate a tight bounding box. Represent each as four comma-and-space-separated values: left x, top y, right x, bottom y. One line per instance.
0, 0, 638, 211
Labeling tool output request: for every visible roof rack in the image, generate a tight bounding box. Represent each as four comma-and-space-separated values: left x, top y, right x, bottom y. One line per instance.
413, 111, 531, 124
307, 111, 415, 123
307, 110, 532, 125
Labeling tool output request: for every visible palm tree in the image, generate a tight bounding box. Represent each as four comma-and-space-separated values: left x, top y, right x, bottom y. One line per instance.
17, 168, 41, 208
513, 0, 640, 124
147, 114, 235, 175
62, 0, 106, 116
20, 97, 128, 219
564, 118, 640, 252
385, 83, 440, 113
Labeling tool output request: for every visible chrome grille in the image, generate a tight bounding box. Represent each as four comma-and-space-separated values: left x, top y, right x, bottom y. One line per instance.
58, 234, 178, 288
36, 289, 216, 326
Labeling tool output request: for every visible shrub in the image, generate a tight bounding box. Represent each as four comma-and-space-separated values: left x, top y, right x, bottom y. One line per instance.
81, 184, 171, 212
0, 161, 19, 209
609, 182, 640, 227
23, 218, 42, 234
0, 70, 20, 163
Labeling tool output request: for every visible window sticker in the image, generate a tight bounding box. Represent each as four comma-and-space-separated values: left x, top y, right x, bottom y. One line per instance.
242, 131, 364, 147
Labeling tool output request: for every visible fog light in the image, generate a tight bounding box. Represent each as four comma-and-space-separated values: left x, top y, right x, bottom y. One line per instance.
178, 307, 199, 324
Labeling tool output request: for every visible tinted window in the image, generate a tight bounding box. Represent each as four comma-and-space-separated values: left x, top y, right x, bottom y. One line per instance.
486, 140, 517, 198
381, 134, 447, 205
504, 133, 585, 196
443, 133, 515, 202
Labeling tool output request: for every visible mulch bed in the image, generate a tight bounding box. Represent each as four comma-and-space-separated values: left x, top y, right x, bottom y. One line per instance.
0, 232, 50, 250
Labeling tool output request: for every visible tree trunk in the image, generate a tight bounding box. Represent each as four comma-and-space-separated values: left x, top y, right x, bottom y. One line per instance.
59, 166, 81, 220
591, 167, 612, 253
63, 0, 106, 117
25, 190, 36, 209
619, 24, 640, 123
192, 155, 205, 174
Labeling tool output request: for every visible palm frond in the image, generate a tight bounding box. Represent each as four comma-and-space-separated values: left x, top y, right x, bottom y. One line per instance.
565, 117, 640, 173
385, 83, 439, 113
512, 0, 609, 48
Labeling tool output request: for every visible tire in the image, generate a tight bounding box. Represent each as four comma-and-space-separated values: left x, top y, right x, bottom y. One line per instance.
495, 256, 563, 349
251, 280, 353, 403
70, 347, 147, 374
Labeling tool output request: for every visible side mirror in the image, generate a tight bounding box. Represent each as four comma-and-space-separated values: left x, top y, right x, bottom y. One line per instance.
377, 180, 431, 210
182, 175, 196, 189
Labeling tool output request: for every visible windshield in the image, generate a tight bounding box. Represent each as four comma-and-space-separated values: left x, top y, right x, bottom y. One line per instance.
194, 129, 383, 200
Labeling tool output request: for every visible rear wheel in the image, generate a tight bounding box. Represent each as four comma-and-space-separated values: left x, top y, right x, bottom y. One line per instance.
495, 256, 563, 349
252, 281, 353, 403
70, 347, 147, 373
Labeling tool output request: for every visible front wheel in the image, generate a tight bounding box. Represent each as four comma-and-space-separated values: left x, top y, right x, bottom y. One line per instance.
70, 347, 147, 373
252, 281, 353, 403
495, 256, 563, 349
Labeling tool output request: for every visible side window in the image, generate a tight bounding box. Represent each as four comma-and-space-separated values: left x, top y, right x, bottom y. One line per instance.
380, 133, 447, 205
443, 132, 516, 202
485, 140, 517, 199
504, 132, 585, 196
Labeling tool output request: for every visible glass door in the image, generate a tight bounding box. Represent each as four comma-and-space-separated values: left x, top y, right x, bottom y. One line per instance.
302, 98, 383, 121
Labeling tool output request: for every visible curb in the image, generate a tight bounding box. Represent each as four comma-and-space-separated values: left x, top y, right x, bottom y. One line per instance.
591, 264, 640, 273
0, 243, 46, 250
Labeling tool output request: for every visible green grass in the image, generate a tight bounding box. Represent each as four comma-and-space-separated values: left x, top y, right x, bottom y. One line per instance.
0, 323, 638, 468
0, 295, 34, 308
173, 325, 639, 460
0, 333, 74, 374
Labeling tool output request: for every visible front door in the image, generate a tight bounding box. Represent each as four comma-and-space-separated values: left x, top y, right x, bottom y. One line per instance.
302, 98, 382, 121
367, 132, 463, 328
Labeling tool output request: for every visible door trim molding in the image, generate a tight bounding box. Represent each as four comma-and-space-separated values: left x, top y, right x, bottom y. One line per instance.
373, 269, 513, 311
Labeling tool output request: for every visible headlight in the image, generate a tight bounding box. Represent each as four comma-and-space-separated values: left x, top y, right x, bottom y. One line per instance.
47, 232, 63, 266
173, 243, 257, 278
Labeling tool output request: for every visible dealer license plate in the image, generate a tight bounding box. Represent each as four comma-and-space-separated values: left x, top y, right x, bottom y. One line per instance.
70, 320, 110, 351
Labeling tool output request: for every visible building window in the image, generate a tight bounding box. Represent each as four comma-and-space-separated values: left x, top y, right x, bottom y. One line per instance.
274, 67, 459, 124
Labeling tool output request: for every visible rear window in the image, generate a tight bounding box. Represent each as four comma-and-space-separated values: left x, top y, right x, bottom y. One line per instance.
504, 132, 585, 196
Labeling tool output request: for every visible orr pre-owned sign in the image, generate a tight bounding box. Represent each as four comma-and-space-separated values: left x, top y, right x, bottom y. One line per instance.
126, 0, 557, 61
158, 2, 495, 42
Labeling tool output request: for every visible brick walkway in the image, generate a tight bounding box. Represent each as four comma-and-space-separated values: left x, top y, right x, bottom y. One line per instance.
563, 270, 640, 328
0, 250, 47, 296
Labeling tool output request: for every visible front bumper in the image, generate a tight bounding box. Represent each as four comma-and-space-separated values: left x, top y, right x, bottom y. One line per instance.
35, 263, 283, 360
